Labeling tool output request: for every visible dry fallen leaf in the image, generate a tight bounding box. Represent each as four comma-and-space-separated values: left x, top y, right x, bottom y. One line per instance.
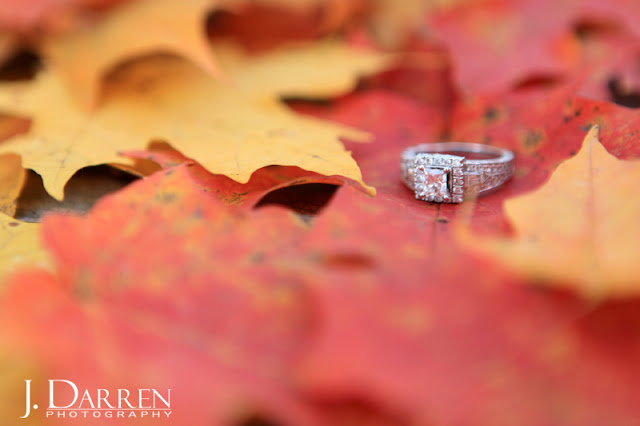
41, 0, 221, 108
295, 187, 640, 426
0, 165, 316, 425
0, 116, 49, 281
0, 154, 25, 217
462, 125, 640, 297
0, 41, 387, 200
0, 116, 29, 216
0, 215, 48, 280
426, 0, 580, 93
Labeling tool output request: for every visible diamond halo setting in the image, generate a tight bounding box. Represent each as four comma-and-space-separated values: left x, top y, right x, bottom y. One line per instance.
413, 154, 465, 203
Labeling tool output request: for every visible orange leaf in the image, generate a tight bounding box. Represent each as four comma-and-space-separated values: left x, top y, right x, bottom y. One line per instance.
0, 166, 317, 424
295, 187, 640, 425
462, 125, 640, 297
427, 0, 580, 93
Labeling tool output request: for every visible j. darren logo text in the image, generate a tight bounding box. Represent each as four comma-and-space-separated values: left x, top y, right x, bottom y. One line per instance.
22, 380, 171, 419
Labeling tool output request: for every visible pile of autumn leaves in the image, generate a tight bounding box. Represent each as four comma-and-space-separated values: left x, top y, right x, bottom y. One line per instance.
1, 0, 640, 425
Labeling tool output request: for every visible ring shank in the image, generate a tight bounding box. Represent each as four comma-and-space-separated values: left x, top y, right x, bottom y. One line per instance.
401, 142, 514, 197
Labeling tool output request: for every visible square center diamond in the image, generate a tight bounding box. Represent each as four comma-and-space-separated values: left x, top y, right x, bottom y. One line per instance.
412, 153, 465, 203
415, 167, 451, 202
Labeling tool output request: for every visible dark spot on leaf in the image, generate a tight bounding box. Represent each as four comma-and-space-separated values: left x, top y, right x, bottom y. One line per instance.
515, 168, 528, 178
165, 169, 175, 176
522, 129, 544, 148
156, 192, 177, 204
223, 191, 250, 205
573, 108, 582, 117
323, 253, 374, 269
296, 213, 314, 225
483, 135, 493, 144
73, 272, 95, 302
569, 150, 577, 156
439, 128, 452, 140
192, 207, 204, 219
483, 107, 499, 123
7, 222, 19, 227
563, 115, 572, 123
436, 217, 449, 224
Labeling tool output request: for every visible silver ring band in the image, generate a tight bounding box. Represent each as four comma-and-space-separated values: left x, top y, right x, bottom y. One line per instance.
401, 143, 515, 203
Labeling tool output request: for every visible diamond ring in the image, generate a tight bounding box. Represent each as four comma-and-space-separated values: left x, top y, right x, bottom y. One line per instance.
401, 143, 515, 203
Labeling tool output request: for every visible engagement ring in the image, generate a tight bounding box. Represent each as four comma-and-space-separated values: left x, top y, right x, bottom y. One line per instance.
401, 143, 515, 203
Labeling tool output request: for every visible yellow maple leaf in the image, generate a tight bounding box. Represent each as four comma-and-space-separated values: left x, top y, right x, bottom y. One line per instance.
0, 215, 49, 281
41, 0, 221, 109
462, 125, 640, 297
0, 118, 49, 281
0, 115, 30, 216
0, 154, 25, 217
0, 41, 388, 200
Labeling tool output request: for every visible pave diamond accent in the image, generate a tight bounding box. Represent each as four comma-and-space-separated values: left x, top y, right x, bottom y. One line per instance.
413, 154, 465, 203
464, 161, 514, 193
